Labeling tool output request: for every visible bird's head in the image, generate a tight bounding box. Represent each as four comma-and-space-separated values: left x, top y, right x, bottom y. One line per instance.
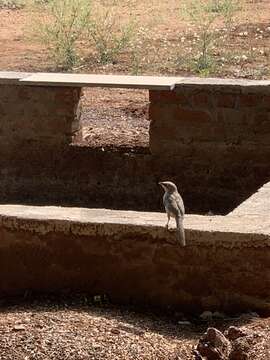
159, 181, 178, 193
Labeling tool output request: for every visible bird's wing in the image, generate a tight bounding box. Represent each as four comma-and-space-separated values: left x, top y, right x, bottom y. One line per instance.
165, 193, 185, 218
173, 192, 185, 217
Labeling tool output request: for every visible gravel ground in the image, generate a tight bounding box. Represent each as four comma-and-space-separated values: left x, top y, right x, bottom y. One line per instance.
0, 298, 269, 360
0, 300, 198, 360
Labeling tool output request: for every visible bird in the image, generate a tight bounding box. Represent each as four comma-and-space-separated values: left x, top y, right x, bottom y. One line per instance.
159, 181, 185, 246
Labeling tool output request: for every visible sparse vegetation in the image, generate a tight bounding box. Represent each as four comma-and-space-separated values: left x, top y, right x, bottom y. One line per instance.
39, 0, 91, 69
207, 0, 241, 30
179, 0, 241, 76
0, 0, 269, 78
87, 2, 136, 65
0, 0, 24, 9
36, 0, 138, 69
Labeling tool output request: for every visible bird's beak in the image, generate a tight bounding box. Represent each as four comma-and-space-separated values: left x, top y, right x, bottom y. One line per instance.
158, 182, 166, 190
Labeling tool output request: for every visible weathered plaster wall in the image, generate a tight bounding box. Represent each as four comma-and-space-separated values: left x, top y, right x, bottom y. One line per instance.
0, 205, 270, 314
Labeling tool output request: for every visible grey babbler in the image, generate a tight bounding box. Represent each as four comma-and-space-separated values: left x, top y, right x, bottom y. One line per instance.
159, 181, 185, 246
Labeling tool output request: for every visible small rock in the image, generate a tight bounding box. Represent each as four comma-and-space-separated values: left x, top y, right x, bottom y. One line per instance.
206, 328, 230, 349
225, 326, 250, 341
13, 324, 26, 331
197, 327, 231, 360
117, 324, 144, 336
229, 337, 250, 360
178, 320, 192, 325
200, 311, 213, 321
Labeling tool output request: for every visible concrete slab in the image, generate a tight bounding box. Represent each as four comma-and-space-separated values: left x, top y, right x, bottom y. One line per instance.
20, 73, 181, 90
0, 71, 31, 84
2, 71, 270, 91
175, 77, 270, 92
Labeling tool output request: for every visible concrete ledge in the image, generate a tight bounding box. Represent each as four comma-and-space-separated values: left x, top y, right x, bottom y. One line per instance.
19, 73, 180, 90
175, 77, 270, 93
1, 205, 270, 241
0, 205, 269, 313
2, 71, 270, 91
0, 71, 31, 85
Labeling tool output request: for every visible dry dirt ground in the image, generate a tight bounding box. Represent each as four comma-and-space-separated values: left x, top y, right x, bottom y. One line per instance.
1, 1, 270, 77
73, 88, 149, 150
0, 299, 269, 360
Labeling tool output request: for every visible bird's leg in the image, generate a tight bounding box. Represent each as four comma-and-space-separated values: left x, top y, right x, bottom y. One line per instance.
165, 213, 170, 230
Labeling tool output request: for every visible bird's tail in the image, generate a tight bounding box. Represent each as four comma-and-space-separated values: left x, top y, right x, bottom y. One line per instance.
176, 217, 186, 247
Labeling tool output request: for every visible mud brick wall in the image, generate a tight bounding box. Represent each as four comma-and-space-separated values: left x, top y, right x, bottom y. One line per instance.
0, 85, 81, 152
0, 83, 84, 207
149, 86, 270, 154
149, 83, 270, 212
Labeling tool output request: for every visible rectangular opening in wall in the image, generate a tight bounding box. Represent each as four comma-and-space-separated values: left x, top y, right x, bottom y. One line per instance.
72, 88, 150, 154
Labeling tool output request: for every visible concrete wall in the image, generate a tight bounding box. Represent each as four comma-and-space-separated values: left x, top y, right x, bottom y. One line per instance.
1, 74, 270, 214
1, 205, 269, 315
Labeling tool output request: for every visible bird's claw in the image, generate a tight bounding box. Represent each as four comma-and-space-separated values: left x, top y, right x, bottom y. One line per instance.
165, 225, 175, 232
